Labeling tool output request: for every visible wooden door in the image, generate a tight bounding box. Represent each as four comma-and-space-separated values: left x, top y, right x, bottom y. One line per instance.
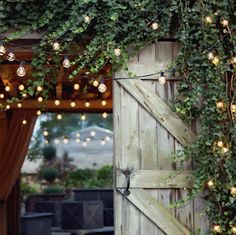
113, 42, 208, 235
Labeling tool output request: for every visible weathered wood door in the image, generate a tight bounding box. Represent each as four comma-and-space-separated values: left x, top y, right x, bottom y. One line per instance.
113, 42, 208, 235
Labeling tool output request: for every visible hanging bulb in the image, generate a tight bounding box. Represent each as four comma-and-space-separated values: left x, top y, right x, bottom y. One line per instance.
22, 93, 27, 97
45, 140, 49, 145
230, 186, 236, 196
84, 15, 90, 23
231, 104, 236, 113
6, 104, 10, 110
0, 94, 4, 99
92, 80, 99, 87
53, 41, 60, 51
17, 61, 26, 77
70, 101, 76, 107
207, 180, 214, 187
57, 113, 62, 120
212, 56, 220, 65
22, 119, 27, 125
63, 56, 70, 68
81, 113, 86, 121
43, 130, 49, 136
73, 83, 80, 90
222, 147, 228, 153
217, 141, 224, 148
106, 136, 111, 141
216, 101, 224, 109
159, 71, 167, 85
7, 51, 15, 61
76, 133, 80, 138
90, 131, 96, 137
76, 138, 80, 143
37, 86, 43, 92
207, 52, 214, 60
231, 57, 236, 64
36, 110, 42, 116
63, 137, 69, 144
102, 112, 108, 118
18, 84, 25, 91
213, 225, 221, 233
5, 85, 10, 92
101, 100, 107, 106
0, 42, 6, 55
82, 140, 87, 146
98, 80, 107, 93
54, 139, 60, 145
17, 103, 22, 108
205, 16, 213, 24
114, 48, 121, 57
85, 101, 90, 107
101, 139, 106, 145
151, 22, 159, 30
54, 99, 60, 106
38, 96, 43, 102
231, 227, 236, 234
221, 19, 229, 27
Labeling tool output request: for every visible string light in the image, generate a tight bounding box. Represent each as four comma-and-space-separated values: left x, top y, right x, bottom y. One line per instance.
54, 99, 60, 106
63, 137, 69, 144
221, 19, 229, 27
57, 113, 62, 120
159, 71, 167, 85
84, 15, 90, 23
5, 85, 10, 92
76, 133, 80, 138
207, 52, 214, 60
231, 104, 236, 113
90, 131, 96, 137
45, 140, 49, 145
22, 93, 27, 97
222, 147, 228, 153
17, 103, 22, 108
86, 137, 91, 142
212, 56, 220, 65
98, 80, 107, 93
43, 130, 49, 136
105, 136, 111, 141
85, 101, 90, 107
36, 110, 42, 116
102, 112, 108, 118
231, 57, 236, 64
101, 100, 107, 106
151, 22, 159, 30
6, 104, 10, 109
0, 42, 6, 55
70, 101, 76, 107
230, 186, 236, 196
217, 141, 224, 148
22, 119, 27, 125
16, 61, 26, 77
205, 16, 213, 24
101, 139, 106, 145
37, 85, 43, 92
38, 96, 43, 102
213, 225, 221, 233
207, 180, 214, 188
114, 48, 121, 57
82, 140, 87, 147
92, 80, 99, 87
73, 83, 80, 90
81, 113, 86, 121
231, 227, 236, 234
63, 56, 70, 68
76, 138, 80, 143
54, 139, 60, 144
216, 101, 224, 109
0, 94, 4, 99
7, 51, 15, 61
18, 84, 25, 91
53, 42, 60, 51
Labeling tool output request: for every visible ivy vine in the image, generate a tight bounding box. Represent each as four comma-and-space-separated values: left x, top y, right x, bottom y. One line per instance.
0, 0, 236, 234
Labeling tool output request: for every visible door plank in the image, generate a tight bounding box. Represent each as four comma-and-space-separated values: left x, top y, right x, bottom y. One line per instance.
118, 188, 191, 235
118, 79, 195, 146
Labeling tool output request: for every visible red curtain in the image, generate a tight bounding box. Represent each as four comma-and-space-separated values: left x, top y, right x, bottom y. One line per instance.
0, 110, 37, 235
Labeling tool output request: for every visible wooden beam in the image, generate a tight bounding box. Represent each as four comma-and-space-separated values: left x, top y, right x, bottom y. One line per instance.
0, 99, 112, 113
117, 79, 195, 146
56, 68, 63, 100
117, 170, 193, 189
118, 188, 191, 235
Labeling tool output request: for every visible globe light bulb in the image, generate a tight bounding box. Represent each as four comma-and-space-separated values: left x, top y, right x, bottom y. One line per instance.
92, 80, 99, 87
231, 57, 236, 64
38, 96, 43, 102
207, 180, 214, 187
217, 141, 223, 148
7, 51, 15, 61
207, 52, 214, 60
82, 141, 87, 147
98, 82, 107, 93
221, 19, 229, 27
212, 56, 220, 65
17, 103, 22, 108
45, 140, 49, 145
101, 139, 106, 145
230, 187, 236, 196
84, 15, 90, 23
43, 130, 48, 136
70, 101, 76, 107
213, 225, 221, 233
102, 112, 108, 118
37, 86, 43, 92
76, 138, 80, 143
0, 94, 4, 99
55, 100, 60, 106
6, 104, 10, 110
216, 101, 224, 109
63, 138, 69, 144
18, 84, 25, 91
81, 114, 86, 121
151, 22, 159, 30
222, 147, 228, 153
53, 42, 60, 51
76, 133, 80, 137
54, 139, 60, 145
63, 56, 70, 68
159, 72, 167, 85
36, 110, 42, 116
231, 227, 236, 234
86, 137, 91, 142
22, 119, 27, 125
231, 104, 236, 113
101, 100, 107, 106
17, 61, 26, 77
73, 83, 80, 90
205, 16, 213, 24
0, 43, 6, 55
22, 93, 27, 97
90, 131, 96, 137
85, 101, 90, 107
5, 85, 10, 92
106, 136, 111, 141
114, 48, 121, 57
57, 114, 62, 120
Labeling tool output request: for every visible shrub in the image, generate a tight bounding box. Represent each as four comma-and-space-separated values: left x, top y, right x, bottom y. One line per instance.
42, 145, 56, 162
40, 166, 60, 183
43, 186, 64, 194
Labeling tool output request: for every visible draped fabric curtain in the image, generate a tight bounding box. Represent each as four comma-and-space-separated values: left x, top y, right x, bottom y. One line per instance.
0, 110, 37, 235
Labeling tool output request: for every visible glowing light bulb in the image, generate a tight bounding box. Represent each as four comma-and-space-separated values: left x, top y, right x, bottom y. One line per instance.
106, 136, 111, 141
222, 147, 228, 153
114, 48, 121, 57
43, 130, 48, 136
102, 112, 108, 118
101, 139, 106, 145
22, 119, 27, 125
86, 137, 91, 142
70, 101, 76, 107
231, 227, 236, 234
92, 80, 99, 87
213, 225, 221, 233
22, 93, 27, 97
101, 100, 107, 106
221, 19, 229, 27
231, 57, 236, 64
230, 187, 236, 196
207, 180, 214, 187
212, 56, 220, 65
63, 56, 70, 68
98, 82, 107, 93
0, 94, 4, 99
57, 114, 62, 120
84, 15, 90, 23
45, 140, 49, 144
81, 114, 86, 121
73, 83, 80, 90
17, 61, 26, 77
207, 52, 214, 60
0, 43, 6, 55
17, 103, 22, 108
75, 138, 80, 143
216, 101, 224, 109
18, 84, 25, 91
54, 100, 60, 106
38, 96, 43, 102
151, 22, 159, 30
76, 133, 80, 138
6, 104, 10, 110
82, 141, 87, 147
85, 101, 90, 107
217, 141, 223, 148
205, 16, 213, 24
231, 104, 236, 113
37, 86, 43, 92
5, 85, 10, 92
7, 51, 15, 61
53, 42, 60, 51
159, 72, 167, 85
54, 139, 60, 145
36, 110, 42, 116
90, 131, 96, 137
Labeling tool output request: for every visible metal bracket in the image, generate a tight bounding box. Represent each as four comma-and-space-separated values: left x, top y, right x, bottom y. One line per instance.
119, 167, 132, 196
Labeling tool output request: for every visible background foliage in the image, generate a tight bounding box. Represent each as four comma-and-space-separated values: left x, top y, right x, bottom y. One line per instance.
1, 0, 236, 234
